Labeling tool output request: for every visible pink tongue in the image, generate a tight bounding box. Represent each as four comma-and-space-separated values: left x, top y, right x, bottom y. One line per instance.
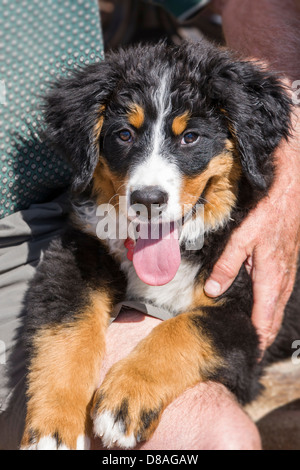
133, 223, 181, 286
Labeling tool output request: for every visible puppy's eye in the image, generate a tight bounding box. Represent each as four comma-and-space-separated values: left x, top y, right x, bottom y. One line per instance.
181, 132, 199, 145
118, 130, 133, 142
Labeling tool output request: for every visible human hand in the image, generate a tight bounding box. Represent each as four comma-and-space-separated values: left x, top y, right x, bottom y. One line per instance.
204, 111, 300, 353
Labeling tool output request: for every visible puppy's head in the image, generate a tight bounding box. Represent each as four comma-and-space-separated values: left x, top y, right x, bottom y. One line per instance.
44, 39, 292, 233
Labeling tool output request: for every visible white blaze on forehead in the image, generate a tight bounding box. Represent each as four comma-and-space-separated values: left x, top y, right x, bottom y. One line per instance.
128, 70, 182, 220
151, 69, 172, 159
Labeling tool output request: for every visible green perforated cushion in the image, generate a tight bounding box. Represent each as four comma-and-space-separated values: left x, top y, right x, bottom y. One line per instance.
0, 0, 104, 218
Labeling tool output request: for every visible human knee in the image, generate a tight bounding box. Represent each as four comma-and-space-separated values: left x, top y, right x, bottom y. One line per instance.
214, 419, 262, 450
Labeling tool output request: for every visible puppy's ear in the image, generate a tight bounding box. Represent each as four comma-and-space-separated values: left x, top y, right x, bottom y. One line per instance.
209, 58, 292, 191
44, 62, 116, 192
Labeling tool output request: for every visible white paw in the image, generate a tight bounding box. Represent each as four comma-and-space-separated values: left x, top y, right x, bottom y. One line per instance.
93, 410, 136, 449
20, 434, 90, 451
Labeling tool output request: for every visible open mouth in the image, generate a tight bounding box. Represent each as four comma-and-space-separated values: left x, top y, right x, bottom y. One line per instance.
124, 188, 207, 287
126, 219, 181, 287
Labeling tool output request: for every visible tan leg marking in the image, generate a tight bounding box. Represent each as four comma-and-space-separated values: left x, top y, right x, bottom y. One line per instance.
22, 292, 111, 450
92, 312, 223, 447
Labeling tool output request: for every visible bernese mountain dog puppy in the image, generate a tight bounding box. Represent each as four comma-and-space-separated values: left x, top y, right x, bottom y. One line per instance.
21, 39, 300, 450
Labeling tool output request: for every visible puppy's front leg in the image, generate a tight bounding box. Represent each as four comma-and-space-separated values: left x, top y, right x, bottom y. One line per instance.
21, 292, 110, 450
91, 311, 225, 449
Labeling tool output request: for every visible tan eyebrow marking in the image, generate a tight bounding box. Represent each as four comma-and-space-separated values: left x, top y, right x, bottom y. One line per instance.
128, 104, 145, 129
172, 111, 191, 136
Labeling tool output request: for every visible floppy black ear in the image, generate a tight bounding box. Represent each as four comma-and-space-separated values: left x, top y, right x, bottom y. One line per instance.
208, 57, 292, 191
44, 62, 117, 193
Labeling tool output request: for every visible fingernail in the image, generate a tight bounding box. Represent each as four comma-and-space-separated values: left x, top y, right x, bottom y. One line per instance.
204, 280, 222, 297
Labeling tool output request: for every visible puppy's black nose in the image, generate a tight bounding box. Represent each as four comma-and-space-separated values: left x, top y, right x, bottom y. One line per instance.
130, 186, 168, 217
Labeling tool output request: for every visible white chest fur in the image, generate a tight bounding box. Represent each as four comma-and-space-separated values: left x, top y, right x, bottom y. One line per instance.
123, 258, 199, 314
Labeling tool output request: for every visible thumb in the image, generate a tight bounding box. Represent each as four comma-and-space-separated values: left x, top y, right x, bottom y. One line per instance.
204, 238, 248, 297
